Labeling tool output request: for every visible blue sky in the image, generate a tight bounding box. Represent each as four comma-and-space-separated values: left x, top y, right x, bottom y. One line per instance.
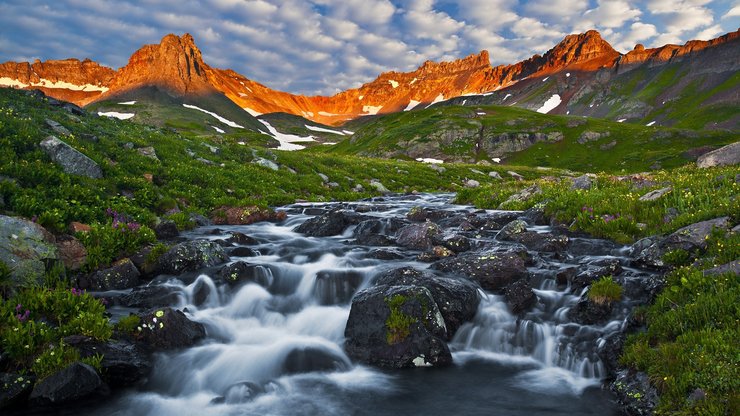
0, 0, 738, 95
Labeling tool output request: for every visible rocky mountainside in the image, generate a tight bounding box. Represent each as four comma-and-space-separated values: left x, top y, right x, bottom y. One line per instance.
1, 30, 738, 127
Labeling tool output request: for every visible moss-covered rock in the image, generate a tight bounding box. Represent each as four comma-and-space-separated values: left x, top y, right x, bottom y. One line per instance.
0, 215, 59, 289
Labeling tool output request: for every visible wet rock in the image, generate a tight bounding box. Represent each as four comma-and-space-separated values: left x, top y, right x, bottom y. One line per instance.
0, 215, 58, 288
696, 141, 740, 168
211, 382, 265, 405
135, 308, 206, 351
367, 249, 405, 260
465, 211, 521, 230
504, 279, 537, 313
354, 218, 406, 245
120, 285, 183, 309
510, 232, 569, 253
226, 232, 258, 245
498, 185, 541, 208
295, 210, 367, 237
373, 267, 480, 337
82, 258, 140, 291
128, 246, 160, 278
212, 206, 286, 226
154, 221, 179, 240
64, 336, 151, 387
406, 207, 456, 223
40, 136, 102, 179
29, 362, 102, 405
396, 221, 442, 250
230, 247, 260, 257
314, 270, 365, 305
632, 217, 731, 268
520, 206, 548, 226
282, 346, 350, 374
497, 219, 528, 240
638, 187, 672, 201
0, 372, 34, 410
55, 235, 87, 271
189, 213, 212, 226
218, 261, 273, 287
441, 235, 472, 253
597, 331, 625, 378
432, 251, 528, 291
556, 267, 578, 286
610, 370, 659, 416
571, 261, 623, 292
344, 285, 451, 368
567, 297, 613, 325
157, 240, 229, 275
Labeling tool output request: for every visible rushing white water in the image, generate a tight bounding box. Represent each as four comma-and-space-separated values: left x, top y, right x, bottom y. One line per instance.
84, 194, 648, 416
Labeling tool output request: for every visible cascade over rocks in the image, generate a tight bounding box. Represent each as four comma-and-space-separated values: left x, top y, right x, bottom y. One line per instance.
344, 285, 451, 368
295, 210, 368, 237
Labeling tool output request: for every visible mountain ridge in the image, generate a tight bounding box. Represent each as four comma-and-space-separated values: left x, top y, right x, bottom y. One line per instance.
0, 29, 738, 126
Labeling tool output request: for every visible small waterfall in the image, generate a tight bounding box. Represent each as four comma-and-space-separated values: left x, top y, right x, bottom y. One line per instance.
87, 194, 639, 416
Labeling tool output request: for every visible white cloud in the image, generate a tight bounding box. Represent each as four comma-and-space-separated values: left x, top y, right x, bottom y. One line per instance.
611, 22, 658, 52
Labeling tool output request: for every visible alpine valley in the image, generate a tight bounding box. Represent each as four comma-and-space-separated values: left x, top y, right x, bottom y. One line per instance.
0, 25, 738, 416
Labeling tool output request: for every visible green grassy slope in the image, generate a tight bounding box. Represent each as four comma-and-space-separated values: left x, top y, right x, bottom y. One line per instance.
328, 104, 735, 172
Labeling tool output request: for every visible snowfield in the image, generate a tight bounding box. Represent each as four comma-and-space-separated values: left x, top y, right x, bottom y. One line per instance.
536, 94, 561, 114
258, 120, 314, 151
98, 111, 135, 120
182, 104, 244, 128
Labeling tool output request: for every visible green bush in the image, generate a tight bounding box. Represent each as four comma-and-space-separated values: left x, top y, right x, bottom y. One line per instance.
114, 314, 141, 335
77, 215, 156, 271
31, 340, 103, 380
588, 276, 623, 305
385, 295, 417, 344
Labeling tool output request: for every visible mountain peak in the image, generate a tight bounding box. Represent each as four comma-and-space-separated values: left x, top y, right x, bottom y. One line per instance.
102, 32, 213, 97
538, 30, 620, 71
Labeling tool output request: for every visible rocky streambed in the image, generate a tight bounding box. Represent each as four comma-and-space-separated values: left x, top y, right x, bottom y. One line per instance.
6, 193, 674, 415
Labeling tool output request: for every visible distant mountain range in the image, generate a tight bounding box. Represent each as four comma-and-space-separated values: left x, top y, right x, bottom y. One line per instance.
1, 29, 738, 129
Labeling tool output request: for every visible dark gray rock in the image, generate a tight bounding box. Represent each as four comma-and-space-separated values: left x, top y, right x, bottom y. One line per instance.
154, 221, 179, 240
282, 346, 351, 374
432, 251, 528, 291
638, 187, 672, 202
295, 210, 367, 237
344, 285, 451, 368
570, 174, 593, 190
135, 308, 206, 351
703, 259, 740, 276
45, 118, 71, 136
218, 261, 272, 287
157, 240, 229, 275
40, 136, 102, 179
29, 362, 102, 404
314, 270, 365, 305
396, 221, 442, 250
82, 258, 140, 291
498, 185, 541, 208
373, 267, 480, 337
367, 249, 405, 260
567, 297, 613, 325
697, 141, 740, 168
137, 146, 159, 161
0, 372, 34, 410
0, 215, 59, 288
230, 247, 260, 257
120, 285, 182, 309
504, 279, 537, 313
64, 335, 151, 387
226, 232, 258, 245
497, 219, 528, 240
510, 232, 569, 253
610, 370, 659, 416
633, 217, 731, 268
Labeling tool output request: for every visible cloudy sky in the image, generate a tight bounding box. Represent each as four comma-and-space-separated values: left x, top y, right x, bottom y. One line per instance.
0, 0, 738, 95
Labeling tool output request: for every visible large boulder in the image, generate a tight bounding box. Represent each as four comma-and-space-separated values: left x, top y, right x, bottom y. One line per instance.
632, 217, 731, 268
0, 372, 34, 410
504, 279, 538, 313
157, 240, 229, 275
29, 362, 102, 405
80, 258, 140, 291
135, 308, 206, 351
120, 285, 183, 309
431, 251, 528, 291
344, 285, 451, 368
40, 136, 102, 179
295, 210, 367, 237
396, 221, 442, 250
610, 370, 659, 416
696, 141, 740, 168
0, 215, 58, 288
373, 267, 480, 337
64, 336, 151, 387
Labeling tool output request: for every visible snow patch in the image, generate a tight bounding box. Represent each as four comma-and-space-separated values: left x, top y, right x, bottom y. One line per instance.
212, 126, 225, 133
536, 94, 561, 114
425, 93, 445, 108
646, 121, 656, 126
182, 104, 244, 128
404, 100, 420, 111
305, 124, 345, 135
0, 77, 108, 92
117, 101, 136, 105
461, 100, 467, 105
243, 107, 262, 117
502, 93, 512, 101
410, 78, 417, 85
388, 80, 399, 88
542, 77, 549, 82
566, 72, 571, 77
617, 118, 626, 123
318, 111, 339, 116
416, 158, 444, 164
342, 130, 354, 135
492, 158, 501, 163
362, 105, 382, 115
258, 120, 314, 151
477, 112, 486, 115
322, 142, 337, 145
358, 95, 364, 100
0, 77, 29, 88
98, 111, 134, 120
